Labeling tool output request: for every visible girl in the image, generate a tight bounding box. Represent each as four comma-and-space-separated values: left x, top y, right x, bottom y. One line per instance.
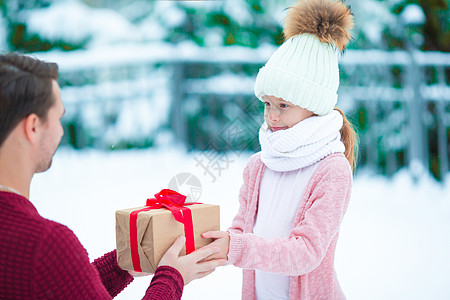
203, 0, 357, 299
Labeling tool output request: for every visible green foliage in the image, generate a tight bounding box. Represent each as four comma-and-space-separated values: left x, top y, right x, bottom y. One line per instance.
185, 94, 262, 153
8, 23, 87, 53
2, 0, 447, 180
162, 1, 283, 48
2, 0, 449, 52
3, 0, 88, 52
386, 0, 449, 51
0, 1, 6, 16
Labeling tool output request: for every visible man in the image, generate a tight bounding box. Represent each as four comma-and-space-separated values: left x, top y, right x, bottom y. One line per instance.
0, 53, 225, 299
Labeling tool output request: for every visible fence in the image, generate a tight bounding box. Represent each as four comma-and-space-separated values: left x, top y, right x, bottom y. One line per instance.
35, 44, 450, 180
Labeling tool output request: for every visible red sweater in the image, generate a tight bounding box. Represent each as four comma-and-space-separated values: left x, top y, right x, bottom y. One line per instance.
0, 191, 183, 299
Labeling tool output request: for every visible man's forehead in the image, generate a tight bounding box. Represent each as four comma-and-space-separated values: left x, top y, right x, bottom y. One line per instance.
51, 79, 60, 91
50, 80, 64, 110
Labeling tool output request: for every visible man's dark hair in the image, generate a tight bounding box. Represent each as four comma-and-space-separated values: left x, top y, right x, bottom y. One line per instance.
0, 53, 59, 147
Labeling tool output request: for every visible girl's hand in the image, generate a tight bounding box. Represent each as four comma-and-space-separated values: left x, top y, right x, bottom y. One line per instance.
201, 231, 230, 261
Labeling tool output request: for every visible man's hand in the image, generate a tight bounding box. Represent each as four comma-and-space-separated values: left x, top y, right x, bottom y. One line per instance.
201, 231, 230, 260
158, 236, 227, 285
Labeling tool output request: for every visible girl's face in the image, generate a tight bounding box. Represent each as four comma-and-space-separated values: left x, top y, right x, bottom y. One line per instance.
263, 95, 314, 132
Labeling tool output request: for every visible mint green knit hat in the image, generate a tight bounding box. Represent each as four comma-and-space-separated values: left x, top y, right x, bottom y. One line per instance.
254, 0, 353, 116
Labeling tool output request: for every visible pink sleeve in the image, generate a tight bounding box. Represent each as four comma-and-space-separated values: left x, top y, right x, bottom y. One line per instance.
227, 157, 352, 276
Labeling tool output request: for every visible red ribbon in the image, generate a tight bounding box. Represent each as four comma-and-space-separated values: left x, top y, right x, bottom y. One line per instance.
129, 189, 197, 272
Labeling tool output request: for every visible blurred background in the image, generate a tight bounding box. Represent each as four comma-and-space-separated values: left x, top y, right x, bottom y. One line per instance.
1, 0, 449, 180
1, 0, 450, 299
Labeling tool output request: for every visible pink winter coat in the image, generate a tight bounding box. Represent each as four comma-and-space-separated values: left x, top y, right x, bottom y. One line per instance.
227, 152, 352, 300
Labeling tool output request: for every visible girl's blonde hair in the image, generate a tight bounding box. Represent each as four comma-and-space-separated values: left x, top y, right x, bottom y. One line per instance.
334, 108, 358, 171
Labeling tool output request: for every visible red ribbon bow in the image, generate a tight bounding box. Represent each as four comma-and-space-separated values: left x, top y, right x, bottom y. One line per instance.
129, 189, 197, 272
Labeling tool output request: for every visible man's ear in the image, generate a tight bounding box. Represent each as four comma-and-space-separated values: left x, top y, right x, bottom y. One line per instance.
23, 113, 41, 144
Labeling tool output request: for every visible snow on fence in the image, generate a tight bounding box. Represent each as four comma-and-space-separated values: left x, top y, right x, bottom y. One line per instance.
34, 45, 450, 180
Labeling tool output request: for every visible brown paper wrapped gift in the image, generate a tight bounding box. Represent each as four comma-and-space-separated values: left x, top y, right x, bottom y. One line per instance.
116, 203, 220, 273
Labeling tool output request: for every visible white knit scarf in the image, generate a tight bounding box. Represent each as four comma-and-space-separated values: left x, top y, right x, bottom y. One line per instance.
259, 110, 345, 172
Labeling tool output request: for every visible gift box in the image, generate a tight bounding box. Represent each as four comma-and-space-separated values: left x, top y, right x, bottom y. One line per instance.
116, 189, 220, 273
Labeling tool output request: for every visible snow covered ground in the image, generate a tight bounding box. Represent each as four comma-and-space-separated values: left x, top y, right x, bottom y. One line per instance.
29, 146, 450, 300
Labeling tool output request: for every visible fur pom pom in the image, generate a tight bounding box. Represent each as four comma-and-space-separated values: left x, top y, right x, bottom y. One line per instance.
284, 0, 354, 52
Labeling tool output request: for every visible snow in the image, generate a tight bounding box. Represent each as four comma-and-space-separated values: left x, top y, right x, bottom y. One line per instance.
346, 0, 396, 45
31, 42, 272, 73
25, 0, 139, 47
223, 1, 253, 27
26, 1, 93, 44
32, 43, 177, 71
400, 4, 426, 26
203, 27, 226, 48
137, 17, 167, 42
29, 147, 450, 300
186, 72, 255, 95
155, 2, 187, 28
